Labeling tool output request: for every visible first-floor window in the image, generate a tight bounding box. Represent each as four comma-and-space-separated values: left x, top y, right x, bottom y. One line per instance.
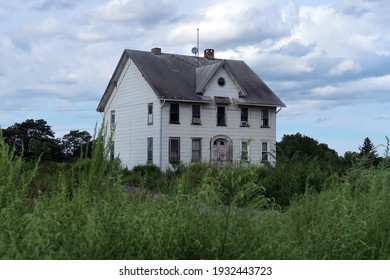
169, 137, 180, 163
147, 137, 153, 163
110, 141, 115, 162
192, 138, 201, 162
241, 140, 249, 162
261, 142, 269, 162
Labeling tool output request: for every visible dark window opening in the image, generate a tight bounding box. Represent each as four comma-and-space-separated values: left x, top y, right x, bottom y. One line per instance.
240, 107, 249, 127
170, 103, 180, 124
169, 138, 180, 163
148, 103, 153, 125
217, 106, 226, 126
192, 138, 201, 162
192, 105, 201, 125
262, 142, 269, 162
218, 77, 225, 87
147, 137, 153, 163
110, 110, 115, 130
261, 109, 269, 127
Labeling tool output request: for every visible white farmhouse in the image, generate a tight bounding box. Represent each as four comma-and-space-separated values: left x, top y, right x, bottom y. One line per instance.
97, 48, 286, 170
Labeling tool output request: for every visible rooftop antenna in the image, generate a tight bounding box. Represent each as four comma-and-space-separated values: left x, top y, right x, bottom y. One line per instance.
191, 28, 200, 65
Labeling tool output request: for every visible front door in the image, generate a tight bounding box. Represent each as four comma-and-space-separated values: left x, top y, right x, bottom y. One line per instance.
210, 135, 232, 165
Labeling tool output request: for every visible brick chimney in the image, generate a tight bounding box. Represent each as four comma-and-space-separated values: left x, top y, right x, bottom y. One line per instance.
151, 47, 162, 55
204, 49, 214, 59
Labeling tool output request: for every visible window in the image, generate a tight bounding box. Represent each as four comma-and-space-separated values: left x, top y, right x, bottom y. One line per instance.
218, 77, 225, 87
192, 105, 201, 125
110, 110, 115, 130
261, 109, 269, 127
110, 141, 115, 162
217, 106, 226, 126
147, 103, 153, 125
169, 137, 180, 163
240, 107, 249, 127
261, 142, 269, 162
241, 140, 249, 162
192, 138, 201, 162
147, 137, 153, 163
170, 103, 180, 124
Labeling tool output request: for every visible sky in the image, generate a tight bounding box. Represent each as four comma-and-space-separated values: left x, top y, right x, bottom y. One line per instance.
0, 0, 389, 156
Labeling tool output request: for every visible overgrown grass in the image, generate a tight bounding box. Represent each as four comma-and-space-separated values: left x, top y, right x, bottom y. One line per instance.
1, 131, 390, 259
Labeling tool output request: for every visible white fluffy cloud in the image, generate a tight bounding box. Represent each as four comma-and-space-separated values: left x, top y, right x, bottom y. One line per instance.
1, 0, 389, 153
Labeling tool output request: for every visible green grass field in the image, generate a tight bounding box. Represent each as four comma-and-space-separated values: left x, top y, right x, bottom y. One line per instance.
1, 132, 390, 259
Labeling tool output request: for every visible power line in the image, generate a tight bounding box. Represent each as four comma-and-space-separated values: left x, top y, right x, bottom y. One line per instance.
0, 108, 96, 112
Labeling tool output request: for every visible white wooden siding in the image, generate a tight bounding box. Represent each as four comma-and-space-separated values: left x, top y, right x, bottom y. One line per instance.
103, 58, 161, 169
103, 59, 278, 170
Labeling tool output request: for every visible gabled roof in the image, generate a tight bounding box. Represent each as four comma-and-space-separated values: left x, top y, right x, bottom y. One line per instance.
97, 49, 286, 112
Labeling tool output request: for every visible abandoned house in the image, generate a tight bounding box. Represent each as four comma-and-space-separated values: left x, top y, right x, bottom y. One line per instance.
97, 48, 286, 170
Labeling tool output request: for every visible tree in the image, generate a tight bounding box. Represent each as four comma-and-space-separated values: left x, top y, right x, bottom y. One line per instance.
359, 137, 379, 166
61, 130, 92, 160
2, 119, 61, 161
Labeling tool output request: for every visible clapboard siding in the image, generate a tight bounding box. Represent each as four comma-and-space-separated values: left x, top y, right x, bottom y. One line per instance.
104, 59, 160, 168
159, 101, 277, 169
100, 51, 282, 170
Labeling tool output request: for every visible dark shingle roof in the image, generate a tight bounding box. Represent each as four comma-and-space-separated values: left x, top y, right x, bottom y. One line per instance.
97, 49, 286, 112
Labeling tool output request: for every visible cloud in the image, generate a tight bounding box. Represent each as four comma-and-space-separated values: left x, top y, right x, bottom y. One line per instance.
167, 0, 298, 49
32, 0, 78, 11
23, 17, 60, 36
328, 59, 360, 76
91, 0, 175, 24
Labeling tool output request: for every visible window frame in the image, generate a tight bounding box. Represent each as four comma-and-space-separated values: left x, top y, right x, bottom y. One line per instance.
110, 141, 115, 162
110, 110, 115, 130
147, 103, 153, 125
217, 106, 226, 126
169, 103, 180, 124
192, 104, 201, 125
261, 108, 270, 128
240, 107, 250, 127
191, 138, 202, 162
147, 137, 153, 163
240, 140, 250, 162
169, 137, 180, 164
261, 141, 270, 162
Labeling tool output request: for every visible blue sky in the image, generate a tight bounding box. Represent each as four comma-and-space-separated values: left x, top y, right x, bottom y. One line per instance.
0, 0, 389, 156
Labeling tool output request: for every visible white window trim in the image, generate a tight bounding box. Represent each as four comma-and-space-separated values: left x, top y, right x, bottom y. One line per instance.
240, 140, 250, 162
260, 140, 271, 162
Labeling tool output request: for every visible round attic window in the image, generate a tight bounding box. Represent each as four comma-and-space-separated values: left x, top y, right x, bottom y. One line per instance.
218, 77, 225, 87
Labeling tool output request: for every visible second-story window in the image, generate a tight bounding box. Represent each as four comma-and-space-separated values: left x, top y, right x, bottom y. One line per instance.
240, 107, 249, 127
110, 110, 115, 130
261, 108, 269, 127
147, 103, 153, 125
217, 106, 226, 126
170, 103, 180, 124
192, 105, 201, 125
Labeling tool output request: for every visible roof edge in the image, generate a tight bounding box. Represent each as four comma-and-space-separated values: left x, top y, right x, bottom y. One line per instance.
96, 50, 130, 112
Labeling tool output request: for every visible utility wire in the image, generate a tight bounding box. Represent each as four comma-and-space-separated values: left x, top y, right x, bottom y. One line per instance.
0, 108, 96, 112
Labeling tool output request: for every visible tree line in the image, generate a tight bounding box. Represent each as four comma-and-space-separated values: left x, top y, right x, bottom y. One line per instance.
1, 119, 92, 162
0, 118, 386, 168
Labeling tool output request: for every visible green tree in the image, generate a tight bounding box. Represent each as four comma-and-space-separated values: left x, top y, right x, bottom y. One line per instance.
2, 119, 61, 161
359, 137, 379, 166
277, 133, 340, 169
61, 130, 92, 160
